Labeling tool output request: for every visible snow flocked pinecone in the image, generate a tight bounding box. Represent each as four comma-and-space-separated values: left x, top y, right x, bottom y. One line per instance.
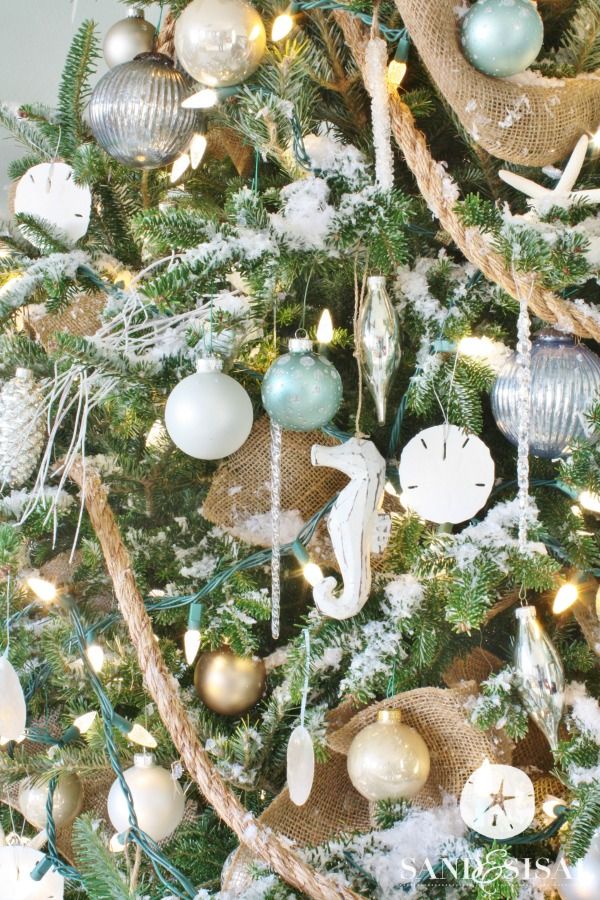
0, 368, 45, 487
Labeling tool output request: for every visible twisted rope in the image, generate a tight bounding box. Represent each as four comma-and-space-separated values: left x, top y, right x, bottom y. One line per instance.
156, 9, 176, 58
67, 460, 362, 900
333, 10, 600, 343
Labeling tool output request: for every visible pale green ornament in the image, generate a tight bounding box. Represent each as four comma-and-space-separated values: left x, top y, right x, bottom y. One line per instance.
460, 0, 544, 78
261, 337, 343, 431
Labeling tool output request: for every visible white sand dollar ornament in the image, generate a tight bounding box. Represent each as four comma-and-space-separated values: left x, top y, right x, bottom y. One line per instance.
0, 844, 64, 899
399, 424, 494, 524
14, 163, 91, 245
460, 761, 535, 840
0, 654, 27, 742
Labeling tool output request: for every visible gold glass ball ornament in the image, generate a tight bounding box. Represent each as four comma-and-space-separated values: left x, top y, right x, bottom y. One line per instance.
347, 709, 431, 802
194, 647, 266, 716
18, 773, 84, 829
103, 8, 156, 69
174, 0, 266, 88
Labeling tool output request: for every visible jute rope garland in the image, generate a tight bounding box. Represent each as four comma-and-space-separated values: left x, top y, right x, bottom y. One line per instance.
333, 9, 600, 343
68, 460, 363, 900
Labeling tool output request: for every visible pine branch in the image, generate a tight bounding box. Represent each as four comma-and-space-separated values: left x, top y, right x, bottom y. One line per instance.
555, 0, 600, 73
72, 815, 134, 900
57, 20, 100, 157
0, 103, 55, 159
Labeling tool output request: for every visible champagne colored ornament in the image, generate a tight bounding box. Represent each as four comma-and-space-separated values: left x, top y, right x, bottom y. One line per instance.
491, 330, 600, 459
347, 709, 430, 801
0, 845, 64, 899
18, 773, 83, 829
311, 438, 388, 620
174, 0, 266, 88
0, 654, 26, 742
514, 606, 565, 750
460, 0, 544, 78
164, 357, 253, 460
88, 53, 197, 169
14, 163, 91, 246
107, 752, 185, 842
460, 761, 535, 840
261, 336, 343, 432
556, 830, 600, 899
399, 424, 495, 524
103, 8, 156, 68
194, 647, 266, 716
0, 368, 45, 488
358, 276, 400, 425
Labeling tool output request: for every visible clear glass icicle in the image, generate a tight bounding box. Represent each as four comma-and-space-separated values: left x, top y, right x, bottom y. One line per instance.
516, 287, 532, 554
270, 420, 282, 639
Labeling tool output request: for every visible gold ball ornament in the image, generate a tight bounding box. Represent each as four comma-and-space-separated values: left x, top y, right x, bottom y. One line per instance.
347, 709, 431, 802
18, 773, 84, 829
194, 647, 266, 716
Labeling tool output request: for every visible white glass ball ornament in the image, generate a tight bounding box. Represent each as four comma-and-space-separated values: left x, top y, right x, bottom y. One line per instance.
164, 357, 253, 460
556, 830, 600, 899
14, 163, 91, 246
0, 845, 64, 899
287, 725, 314, 807
103, 9, 156, 68
18, 773, 83, 830
460, 761, 535, 840
347, 709, 430, 802
0, 655, 27, 742
399, 424, 495, 524
174, 0, 266, 88
107, 753, 185, 842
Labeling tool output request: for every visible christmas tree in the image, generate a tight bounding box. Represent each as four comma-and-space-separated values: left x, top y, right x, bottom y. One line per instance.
2, 0, 600, 896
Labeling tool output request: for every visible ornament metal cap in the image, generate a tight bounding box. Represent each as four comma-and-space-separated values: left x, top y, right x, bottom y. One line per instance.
129, 6, 146, 17
133, 752, 155, 768
377, 708, 402, 724
535, 328, 574, 346
288, 336, 313, 353
133, 51, 173, 67
195, 356, 224, 373
367, 274, 386, 287
515, 605, 537, 620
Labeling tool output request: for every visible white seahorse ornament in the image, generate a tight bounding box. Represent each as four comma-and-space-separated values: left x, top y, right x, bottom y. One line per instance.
311, 438, 390, 620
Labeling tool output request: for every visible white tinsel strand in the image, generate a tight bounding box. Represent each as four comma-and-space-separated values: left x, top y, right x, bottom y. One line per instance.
270, 420, 282, 640
516, 291, 532, 554
364, 36, 394, 191
0, 369, 46, 489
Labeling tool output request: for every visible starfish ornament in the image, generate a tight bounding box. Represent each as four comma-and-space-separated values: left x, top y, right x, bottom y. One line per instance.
499, 135, 600, 208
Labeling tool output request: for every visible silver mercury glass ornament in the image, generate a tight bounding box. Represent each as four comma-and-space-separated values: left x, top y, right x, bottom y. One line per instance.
491, 329, 600, 459
88, 53, 198, 169
514, 605, 565, 751
103, 8, 156, 69
358, 275, 401, 425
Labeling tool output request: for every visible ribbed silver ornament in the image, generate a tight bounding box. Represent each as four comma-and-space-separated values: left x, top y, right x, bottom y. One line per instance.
88, 52, 197, 169
358, 276, 401, 425
514, 605, 565, 750
0, 368, 45, 488
491, 329, 600, 459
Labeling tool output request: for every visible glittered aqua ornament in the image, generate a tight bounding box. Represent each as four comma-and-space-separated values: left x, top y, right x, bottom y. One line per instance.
460, 0, 544, 78
261, 336, 342, 431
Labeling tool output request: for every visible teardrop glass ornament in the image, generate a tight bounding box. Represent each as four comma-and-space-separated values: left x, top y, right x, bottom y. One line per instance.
287, 725, 314, 806
514, 606, 565, 750
358, 276, 401, 425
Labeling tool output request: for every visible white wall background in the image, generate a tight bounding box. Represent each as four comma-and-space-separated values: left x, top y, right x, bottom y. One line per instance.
0, 0, 160, 217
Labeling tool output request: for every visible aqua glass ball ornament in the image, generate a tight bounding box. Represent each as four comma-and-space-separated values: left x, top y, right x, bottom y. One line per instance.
460, 0, 544, 78
491, 329, 600, 459
261, 335, 343, 431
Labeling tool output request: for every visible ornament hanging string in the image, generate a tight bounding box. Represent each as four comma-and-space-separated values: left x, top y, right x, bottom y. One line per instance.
300, 628, 311, 727
353, 254, 369, 438
270, 420, 283, 639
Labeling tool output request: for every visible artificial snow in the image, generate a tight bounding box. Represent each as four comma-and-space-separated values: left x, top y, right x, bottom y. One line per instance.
269, 177, 335, 251
382, 574, 425, 619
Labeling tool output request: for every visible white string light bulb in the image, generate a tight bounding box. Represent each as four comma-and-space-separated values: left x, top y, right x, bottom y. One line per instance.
85, 642, 105, 674
26, 577, 58, 604
316, 309, 334, 344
